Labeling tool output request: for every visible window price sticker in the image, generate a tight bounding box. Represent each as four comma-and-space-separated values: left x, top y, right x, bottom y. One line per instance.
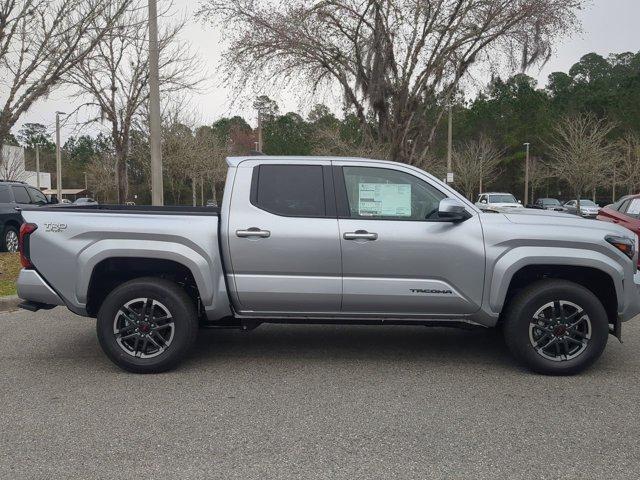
358, 183, 411, 217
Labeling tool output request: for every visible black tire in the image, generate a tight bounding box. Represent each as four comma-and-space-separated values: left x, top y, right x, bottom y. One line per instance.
97, 277, 198, 373
2, 225, 19, 253
503, 279, 609, 375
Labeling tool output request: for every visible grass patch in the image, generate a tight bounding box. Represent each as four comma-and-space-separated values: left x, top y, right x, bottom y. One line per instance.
0, 253, 21, 297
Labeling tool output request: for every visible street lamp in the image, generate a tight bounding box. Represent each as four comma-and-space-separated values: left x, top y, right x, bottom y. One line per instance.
55, 111, 66, 202
523, 142, 530, 205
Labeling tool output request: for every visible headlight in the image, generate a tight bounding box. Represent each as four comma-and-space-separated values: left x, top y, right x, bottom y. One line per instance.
606, 235, 635, 260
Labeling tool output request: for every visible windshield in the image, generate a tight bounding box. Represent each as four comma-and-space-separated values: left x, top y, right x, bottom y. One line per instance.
541, 199, 561, 206
580, 200, 597, 207
489, 194, 518, 204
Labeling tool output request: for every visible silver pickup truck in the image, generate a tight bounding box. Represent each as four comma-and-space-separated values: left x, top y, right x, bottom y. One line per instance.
16, 156, 640, 374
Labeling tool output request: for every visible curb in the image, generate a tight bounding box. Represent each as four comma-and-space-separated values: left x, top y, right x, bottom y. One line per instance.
0, 295, 21, 313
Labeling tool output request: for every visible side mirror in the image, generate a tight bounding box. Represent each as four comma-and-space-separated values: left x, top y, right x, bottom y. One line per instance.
518, 200, 522, 204
438, 198, 470, 222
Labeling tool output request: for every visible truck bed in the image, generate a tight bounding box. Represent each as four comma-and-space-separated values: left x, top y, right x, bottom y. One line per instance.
19, 205, 228, 320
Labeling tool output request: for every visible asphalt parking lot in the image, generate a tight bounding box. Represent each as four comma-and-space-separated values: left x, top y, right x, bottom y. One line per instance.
1, 308, 640, 479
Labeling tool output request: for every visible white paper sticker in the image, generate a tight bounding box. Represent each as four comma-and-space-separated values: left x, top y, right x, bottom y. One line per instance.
358, 183, 411, 217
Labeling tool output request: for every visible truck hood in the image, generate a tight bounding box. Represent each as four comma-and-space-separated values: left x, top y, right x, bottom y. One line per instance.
501, 208, 633, 238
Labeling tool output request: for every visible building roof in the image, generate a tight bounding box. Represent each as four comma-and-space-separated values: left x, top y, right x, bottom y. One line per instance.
41, 188, 88, 195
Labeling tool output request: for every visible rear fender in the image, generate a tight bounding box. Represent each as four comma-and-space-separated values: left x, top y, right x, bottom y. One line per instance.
76, 238, 222, 307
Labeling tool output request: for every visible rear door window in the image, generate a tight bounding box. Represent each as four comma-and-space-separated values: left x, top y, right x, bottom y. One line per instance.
253, 164, 326, 217
625, 198, 640, 218
11, 186, 31, 204
0, 186, 12, 203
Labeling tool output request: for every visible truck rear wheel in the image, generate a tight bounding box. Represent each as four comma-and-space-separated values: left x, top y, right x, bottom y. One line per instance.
503, 279, 609, 375
96, 277, 198, 373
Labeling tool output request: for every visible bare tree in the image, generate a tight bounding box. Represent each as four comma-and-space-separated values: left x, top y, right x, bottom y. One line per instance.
194, 126, 228, 204
546, 114, 614, 212
86, 152, 118, 203
67, 0, 201, 203
161, 120, 193, 205
199, 0, 583, 164
615, 134, 640, 196
0, 0, 132, 154
0, 144, 28, 181
529, 156, 552, 202
311, 124, 391, 160
452, 135, 503, 200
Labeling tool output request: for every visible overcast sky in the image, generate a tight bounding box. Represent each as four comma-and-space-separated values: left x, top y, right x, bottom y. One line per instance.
14, 0, 640, 142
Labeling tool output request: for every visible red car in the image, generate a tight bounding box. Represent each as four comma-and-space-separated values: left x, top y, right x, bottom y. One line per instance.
597, 194, 640, 265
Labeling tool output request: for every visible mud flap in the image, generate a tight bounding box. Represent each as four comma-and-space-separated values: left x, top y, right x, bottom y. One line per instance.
610, 316, 623, 343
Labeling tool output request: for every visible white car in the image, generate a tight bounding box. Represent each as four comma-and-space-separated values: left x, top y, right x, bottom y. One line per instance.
564, 199, 600, 218
476, 192, 524, 212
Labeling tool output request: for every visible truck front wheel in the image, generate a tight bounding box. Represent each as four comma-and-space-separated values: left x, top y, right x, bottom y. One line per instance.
96, 277, 198, 373
503, 279, 609, 375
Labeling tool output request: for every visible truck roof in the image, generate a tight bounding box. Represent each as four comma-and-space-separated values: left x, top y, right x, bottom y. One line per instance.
226, 155, 398, 167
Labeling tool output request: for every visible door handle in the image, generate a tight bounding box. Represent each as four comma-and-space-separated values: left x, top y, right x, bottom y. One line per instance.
343, 230, 378, 241
236, 227, 271, 238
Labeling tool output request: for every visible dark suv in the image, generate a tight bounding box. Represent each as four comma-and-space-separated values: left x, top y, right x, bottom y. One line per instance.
0, 180, 51, 252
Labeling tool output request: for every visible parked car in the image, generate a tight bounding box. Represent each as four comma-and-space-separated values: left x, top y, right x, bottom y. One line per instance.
564, 199, 600, 218
475, 192, 524, 212
0, 180, 52, 252
74, 197, 98, 205
16, 156, 640, 375
532, 198, 567, 212
597, 195, 640, 265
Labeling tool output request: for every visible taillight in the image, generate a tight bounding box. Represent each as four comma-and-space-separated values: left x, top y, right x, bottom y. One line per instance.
19, 223, 37, 268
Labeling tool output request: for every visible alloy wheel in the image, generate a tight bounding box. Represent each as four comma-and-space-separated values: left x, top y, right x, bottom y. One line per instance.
113, 298, 175, 358
5, 230, 18, 253
529, 300, 592, 362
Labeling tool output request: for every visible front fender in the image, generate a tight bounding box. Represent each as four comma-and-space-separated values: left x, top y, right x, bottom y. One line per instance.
489, 247, 624, 313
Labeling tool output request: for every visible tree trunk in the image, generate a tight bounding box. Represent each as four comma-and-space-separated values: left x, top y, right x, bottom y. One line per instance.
0, 125, 11, 168
114, 147, 128, 204
192, 177, 197, 206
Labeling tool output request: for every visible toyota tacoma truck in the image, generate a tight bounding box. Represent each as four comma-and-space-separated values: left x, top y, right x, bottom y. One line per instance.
16, 156, 640, 374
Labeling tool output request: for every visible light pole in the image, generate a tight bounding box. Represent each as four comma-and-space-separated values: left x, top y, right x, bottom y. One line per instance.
148, 0, 163, 205
35, 145, 40, 189
55, 111, 66, 202
257, 107, 263, 153
478, 155, 483, 195
446, 104, 453, 184
523, 142, 530, 205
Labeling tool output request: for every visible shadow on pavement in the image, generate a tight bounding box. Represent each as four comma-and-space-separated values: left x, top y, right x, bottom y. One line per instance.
189, 323, 513, 366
